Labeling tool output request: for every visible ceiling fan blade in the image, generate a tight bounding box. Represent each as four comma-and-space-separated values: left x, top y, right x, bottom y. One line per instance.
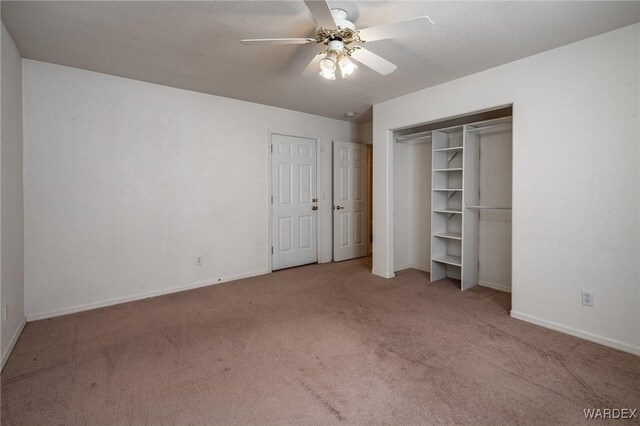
303, 0, 337, 29
358, 16, 434, 42
350, 48, 397, 75
241, 38, 315, 45
301, 51, 324, 77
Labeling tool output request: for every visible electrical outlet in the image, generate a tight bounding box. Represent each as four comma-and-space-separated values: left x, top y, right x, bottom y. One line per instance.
3, 303, 8, 321
196, 256, 203, 266
581, 290, 593, 307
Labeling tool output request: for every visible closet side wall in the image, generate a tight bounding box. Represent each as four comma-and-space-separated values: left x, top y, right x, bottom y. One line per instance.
393, 141, 431, 272
409, 143, 431, 272
478, 130, 512, 291
1, 23, 26, 368
393, 143, 412, 270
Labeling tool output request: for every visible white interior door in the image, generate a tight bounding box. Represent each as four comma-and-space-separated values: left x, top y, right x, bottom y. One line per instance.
333, 141, 368, 262
272, 134, 318, 270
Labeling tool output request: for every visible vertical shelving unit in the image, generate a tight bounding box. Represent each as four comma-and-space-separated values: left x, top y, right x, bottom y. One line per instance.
430, 127, 464, 282
461, 125, 479, 290
430, 117, 511, 291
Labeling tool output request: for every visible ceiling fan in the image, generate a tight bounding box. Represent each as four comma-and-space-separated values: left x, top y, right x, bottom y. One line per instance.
241, 0, 434, 80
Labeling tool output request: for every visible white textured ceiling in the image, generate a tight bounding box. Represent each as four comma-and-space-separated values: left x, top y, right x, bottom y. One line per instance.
3, 1, 639, 122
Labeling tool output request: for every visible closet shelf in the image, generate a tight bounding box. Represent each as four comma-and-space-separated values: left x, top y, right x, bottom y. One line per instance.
465, 122, 512, 134
433, 255, 462, 267
433, 146, 463, 152
433, 168, 463, 172
434, 232, 462, 240
396, 131, 432, 142
433, 209, 462, 214
433, 188, 462, 192
465, 205, 512, 210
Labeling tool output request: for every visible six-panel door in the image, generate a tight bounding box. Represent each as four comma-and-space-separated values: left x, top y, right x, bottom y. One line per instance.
271, 134, 318, 270
333, 141, 368, 262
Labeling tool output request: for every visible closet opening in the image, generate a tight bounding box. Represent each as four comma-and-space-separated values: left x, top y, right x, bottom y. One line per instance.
392, 106, 513, 294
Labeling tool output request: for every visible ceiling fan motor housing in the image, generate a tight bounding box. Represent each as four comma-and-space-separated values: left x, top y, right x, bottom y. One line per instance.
327, 39, 344, 53
330, 9, 356, 31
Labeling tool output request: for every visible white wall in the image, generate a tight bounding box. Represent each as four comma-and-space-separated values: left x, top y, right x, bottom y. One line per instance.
373, 24, 640, 354
23, 60, 358, 319
477, 130, 512, 292
359, 121, 373, 145
394, 140, 431, 272
409, 144, 431, 272
393, 142, 411, 269
1, 23, 26, 367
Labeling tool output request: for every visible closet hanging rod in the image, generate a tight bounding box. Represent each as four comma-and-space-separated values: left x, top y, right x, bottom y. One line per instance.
395, 131, 432, 142
466, 123, 512, 134
465, 205, 512, 210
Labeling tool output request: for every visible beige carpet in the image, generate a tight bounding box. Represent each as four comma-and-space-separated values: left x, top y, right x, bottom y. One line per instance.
2, 258, 639, 425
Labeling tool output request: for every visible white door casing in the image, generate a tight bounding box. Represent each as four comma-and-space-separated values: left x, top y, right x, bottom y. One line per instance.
333, 141, 368, 262
271, 134, 318, 270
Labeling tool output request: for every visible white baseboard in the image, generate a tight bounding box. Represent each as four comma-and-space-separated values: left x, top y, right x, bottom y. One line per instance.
372, 269, 395, 279
2, 316, 26, 370
411, 264, 430, 273
26, 269, 270, 321
478, 280, 511, 293
394, 264, 430, 273
510, 310, 640, 356
393, 264, 412, 272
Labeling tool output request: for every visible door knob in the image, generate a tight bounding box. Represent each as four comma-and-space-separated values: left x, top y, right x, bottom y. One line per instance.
312, 206, 318, 210
312, 198, 318, 203
335, 206, 344, 210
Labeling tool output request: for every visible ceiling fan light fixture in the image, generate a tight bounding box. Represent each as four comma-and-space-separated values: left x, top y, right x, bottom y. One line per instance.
319, 68, 336, 80
338, 55, 357, 78
319, 50, 339, 79
319, 51, 338, 73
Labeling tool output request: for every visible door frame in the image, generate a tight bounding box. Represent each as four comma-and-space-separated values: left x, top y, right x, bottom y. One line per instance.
267, 130, 323, 272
